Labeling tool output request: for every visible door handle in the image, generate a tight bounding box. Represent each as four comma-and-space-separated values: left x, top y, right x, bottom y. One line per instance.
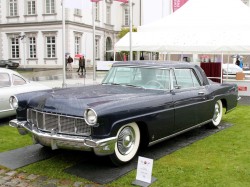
198, 92, 205, 95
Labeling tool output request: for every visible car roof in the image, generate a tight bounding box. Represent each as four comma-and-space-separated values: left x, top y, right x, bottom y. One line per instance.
112, 61, 197, 69
0, 67, 17, 73
0, 68, 22, 75
0, 68, 29, 81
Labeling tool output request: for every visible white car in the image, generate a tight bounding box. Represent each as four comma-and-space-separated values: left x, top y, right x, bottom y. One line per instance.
222, 64, 243, 75
0, 68, 51, 118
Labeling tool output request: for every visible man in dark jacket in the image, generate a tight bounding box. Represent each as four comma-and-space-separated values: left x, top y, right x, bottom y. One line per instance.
77, 56, 86, 73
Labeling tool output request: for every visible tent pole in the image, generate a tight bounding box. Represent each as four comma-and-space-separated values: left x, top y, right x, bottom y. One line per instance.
227, 54, 230, 81
167, 53, 171, 61
129, 0, 133, 61
92, 2, 96, 81
221, 53, 223, 83
61, 0, 66, 88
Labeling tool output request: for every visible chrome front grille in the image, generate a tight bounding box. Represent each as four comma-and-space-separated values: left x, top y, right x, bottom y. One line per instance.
27, 109, 91, 136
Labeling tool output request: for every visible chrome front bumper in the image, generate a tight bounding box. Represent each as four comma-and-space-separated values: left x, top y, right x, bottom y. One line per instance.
9, 119, 117, 156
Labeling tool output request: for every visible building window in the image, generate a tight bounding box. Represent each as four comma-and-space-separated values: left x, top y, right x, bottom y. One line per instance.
95, 37, 100, 59
11, 37, 19, 58
29, 37, 36, 58
46, 36, 56, 58
75, 36, 81, 55
45, 0, 55, 14
74, 9, 81, 16
9, 0, 18, 16
123, 7, 129, 26
27, 0, 36, 15
106, 5, 111, 24
95, 3, 100, 21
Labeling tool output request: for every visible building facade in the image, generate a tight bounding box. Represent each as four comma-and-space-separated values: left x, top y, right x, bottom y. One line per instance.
0, 0, 141, 68
1, 0, 249, 68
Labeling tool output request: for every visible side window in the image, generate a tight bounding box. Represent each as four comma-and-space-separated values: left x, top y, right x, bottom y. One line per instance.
191, 70, 201, 87
174, 69, 200, 89
12, 74, 26, 85
0, 73, 11, 87
155, 69, 170, 90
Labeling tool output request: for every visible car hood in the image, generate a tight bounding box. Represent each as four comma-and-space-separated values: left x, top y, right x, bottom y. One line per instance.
28, 85, 164, 117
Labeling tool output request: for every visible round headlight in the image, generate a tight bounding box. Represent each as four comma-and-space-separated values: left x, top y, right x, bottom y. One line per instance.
9, 96, 19, 109
84, 108, 97, 126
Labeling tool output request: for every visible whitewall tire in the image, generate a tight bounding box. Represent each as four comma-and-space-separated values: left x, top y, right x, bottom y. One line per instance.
209, 100, 223, 127
109, 122, 140, 166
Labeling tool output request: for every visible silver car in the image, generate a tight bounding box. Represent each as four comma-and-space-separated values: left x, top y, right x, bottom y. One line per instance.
0, 68, 51, 118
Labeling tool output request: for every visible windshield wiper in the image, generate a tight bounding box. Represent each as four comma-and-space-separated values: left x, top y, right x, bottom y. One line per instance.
102, 82, 121, 86
122, 84, 144, 89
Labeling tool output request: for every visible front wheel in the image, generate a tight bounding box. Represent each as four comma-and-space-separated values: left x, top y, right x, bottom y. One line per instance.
109, 122, 140, 166
208, 100, 223, 128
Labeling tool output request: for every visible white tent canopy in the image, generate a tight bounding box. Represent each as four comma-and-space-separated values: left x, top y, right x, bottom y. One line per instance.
115, 0, 250, 53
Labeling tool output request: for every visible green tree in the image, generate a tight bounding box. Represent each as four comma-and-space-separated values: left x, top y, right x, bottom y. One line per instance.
117, 27, 137, 60
118, 27, 137, 39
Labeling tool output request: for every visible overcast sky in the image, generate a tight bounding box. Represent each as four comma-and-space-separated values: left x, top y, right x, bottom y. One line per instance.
142, 0, 171, 25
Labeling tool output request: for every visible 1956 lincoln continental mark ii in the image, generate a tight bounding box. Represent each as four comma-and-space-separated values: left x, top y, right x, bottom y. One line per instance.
9, 61, 239, 166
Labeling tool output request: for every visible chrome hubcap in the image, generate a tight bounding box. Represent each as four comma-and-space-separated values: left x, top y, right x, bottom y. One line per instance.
117, 127, 135, 155
213, 103, 220, 122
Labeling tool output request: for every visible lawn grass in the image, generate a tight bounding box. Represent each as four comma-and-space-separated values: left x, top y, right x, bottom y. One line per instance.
110, 105, 250, 187
0, 125, 32, 152
0, 105, 249, 186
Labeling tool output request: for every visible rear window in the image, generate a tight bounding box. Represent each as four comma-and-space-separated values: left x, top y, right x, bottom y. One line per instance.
12, 74, 26, 85
0, 73, 11, 87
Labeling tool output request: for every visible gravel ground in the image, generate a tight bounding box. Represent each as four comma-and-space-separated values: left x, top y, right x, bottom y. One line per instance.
0, 168, 104, 187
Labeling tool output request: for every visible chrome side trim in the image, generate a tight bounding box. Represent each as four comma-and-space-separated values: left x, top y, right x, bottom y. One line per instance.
0, 108, 14, 113
174, 99, 211, 110
148, 119, 212, 147
9, 119, 117, 156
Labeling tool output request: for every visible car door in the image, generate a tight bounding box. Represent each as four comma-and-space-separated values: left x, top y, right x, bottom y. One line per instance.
0, 72, 14, 116
172, 68, 209, 133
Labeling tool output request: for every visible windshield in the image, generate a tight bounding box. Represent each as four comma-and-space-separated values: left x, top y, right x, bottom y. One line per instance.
102, 66, 170, 90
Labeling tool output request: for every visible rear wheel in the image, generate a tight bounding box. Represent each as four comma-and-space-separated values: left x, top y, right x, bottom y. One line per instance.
109, 122, 140, 166
208, 100, 223, 128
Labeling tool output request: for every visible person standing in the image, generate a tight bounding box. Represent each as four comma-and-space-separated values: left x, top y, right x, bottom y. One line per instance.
67, 55, 73, 71
77, 56, 86, 74
235, 58, 240, 67
140, 55, 144, 60
82, 56, 86, 73
77, 57, 83, 73
239, 58, 244, 68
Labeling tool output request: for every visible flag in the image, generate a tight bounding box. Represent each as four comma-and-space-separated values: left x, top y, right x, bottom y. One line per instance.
114, 0, 129, 3
172, 0, 188, 12
64, 0, 83, 9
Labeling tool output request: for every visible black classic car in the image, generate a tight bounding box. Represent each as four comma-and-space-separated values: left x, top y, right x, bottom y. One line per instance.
0, 60, 19, 69
9, 61, 239, 166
